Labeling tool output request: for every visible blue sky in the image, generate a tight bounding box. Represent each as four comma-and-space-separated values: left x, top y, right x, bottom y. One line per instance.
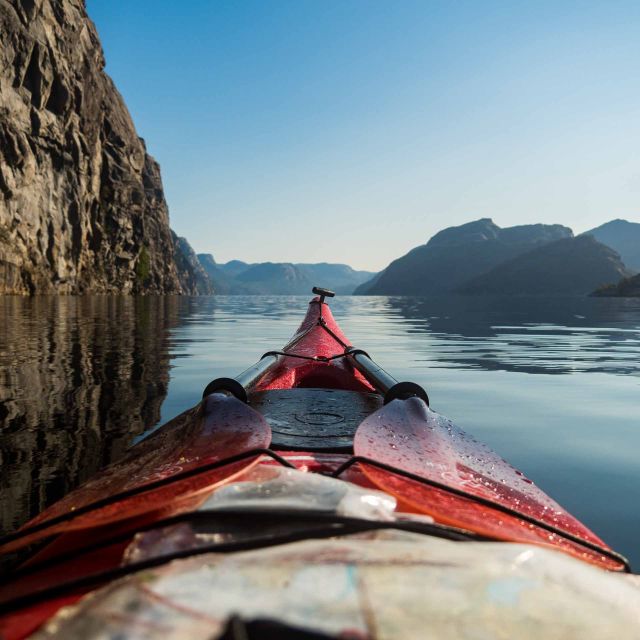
87, 1, 640, 271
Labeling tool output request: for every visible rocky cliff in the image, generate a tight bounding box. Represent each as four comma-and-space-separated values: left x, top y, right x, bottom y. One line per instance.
172, 232, 213, 295
0, 0, 200, 294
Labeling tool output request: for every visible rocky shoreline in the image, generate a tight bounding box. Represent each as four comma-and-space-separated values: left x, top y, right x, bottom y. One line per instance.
591, 274, 640, 298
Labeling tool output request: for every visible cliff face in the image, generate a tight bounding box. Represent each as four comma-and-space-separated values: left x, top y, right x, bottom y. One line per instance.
0, 0, 198, 294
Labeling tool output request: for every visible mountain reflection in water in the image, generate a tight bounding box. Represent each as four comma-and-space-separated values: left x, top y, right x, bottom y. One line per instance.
385, 295, 640, 375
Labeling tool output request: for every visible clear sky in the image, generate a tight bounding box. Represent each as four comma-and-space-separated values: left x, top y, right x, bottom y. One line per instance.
87, 1, 640, 271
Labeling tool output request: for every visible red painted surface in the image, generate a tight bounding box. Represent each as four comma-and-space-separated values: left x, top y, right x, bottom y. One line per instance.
253, 299, 374, 393
0, 596, 83, 640
1, 394, 271, 554
354, 397, 623, 571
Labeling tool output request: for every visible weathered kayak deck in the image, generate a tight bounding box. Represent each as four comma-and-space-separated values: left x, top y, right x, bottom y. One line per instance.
0, 289, 636, 639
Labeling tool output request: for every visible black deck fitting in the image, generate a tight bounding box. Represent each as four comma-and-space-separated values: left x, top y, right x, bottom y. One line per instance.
312, 286, 335, 304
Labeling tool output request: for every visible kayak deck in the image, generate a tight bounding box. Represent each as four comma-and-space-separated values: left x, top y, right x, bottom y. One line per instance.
249, 388, 382, 451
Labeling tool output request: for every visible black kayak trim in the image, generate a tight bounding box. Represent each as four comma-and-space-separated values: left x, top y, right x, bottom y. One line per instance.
0, 447, 631, 573
331, 456, 631, 572
3, 508, 486, 584
0, 510, 488, 614
0, 448, 295, 553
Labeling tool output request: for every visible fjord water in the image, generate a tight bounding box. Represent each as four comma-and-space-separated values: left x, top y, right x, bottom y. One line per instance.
1, 294, 639, 568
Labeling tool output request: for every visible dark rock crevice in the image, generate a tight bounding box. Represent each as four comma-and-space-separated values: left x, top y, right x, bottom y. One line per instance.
44, 69, 70, 116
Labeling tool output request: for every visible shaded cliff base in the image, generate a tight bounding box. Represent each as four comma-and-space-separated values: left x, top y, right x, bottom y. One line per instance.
592, 274, 640, 298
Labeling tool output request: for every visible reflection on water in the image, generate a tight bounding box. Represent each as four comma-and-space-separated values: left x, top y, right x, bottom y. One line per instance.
1, 294, 639, 567
385, 295, 640, 375
0, 296, 189, 535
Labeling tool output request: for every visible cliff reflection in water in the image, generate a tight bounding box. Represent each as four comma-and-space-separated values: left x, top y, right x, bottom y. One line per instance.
0, 296, 189, 536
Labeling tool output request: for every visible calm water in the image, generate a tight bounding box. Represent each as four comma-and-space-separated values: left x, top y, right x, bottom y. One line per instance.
1, 294, 639, 568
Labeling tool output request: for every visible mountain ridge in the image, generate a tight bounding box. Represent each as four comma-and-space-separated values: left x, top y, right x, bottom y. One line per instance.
196, 255, 375, 295
582, 219, 640, 272
458, 235, 630, 295
355, 219, 573, 295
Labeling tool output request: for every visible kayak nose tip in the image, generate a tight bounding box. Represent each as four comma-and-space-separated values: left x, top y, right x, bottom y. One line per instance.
311, 286, 335, 305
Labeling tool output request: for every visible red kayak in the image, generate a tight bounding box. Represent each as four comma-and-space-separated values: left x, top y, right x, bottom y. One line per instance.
0, 288, 632, 639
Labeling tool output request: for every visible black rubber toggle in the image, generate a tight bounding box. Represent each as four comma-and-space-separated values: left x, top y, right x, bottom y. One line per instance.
384, 381, 430, 406
202, 377, 248, 403
312, 287, 335, 304
345, 347, 371, 359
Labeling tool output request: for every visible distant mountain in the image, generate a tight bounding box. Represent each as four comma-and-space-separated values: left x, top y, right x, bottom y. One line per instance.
172, 234, 213, 295
234, 263, 313, 295
195, 256, 375, 295
295, 263, 375, 294
582, 219, 640, 272
458, 236, 630, 295
218, 260, 252, 277
591, 273, 640, 297
196, 253, 233, 294
197, 253, 217, 272
355, 219, 572, 295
